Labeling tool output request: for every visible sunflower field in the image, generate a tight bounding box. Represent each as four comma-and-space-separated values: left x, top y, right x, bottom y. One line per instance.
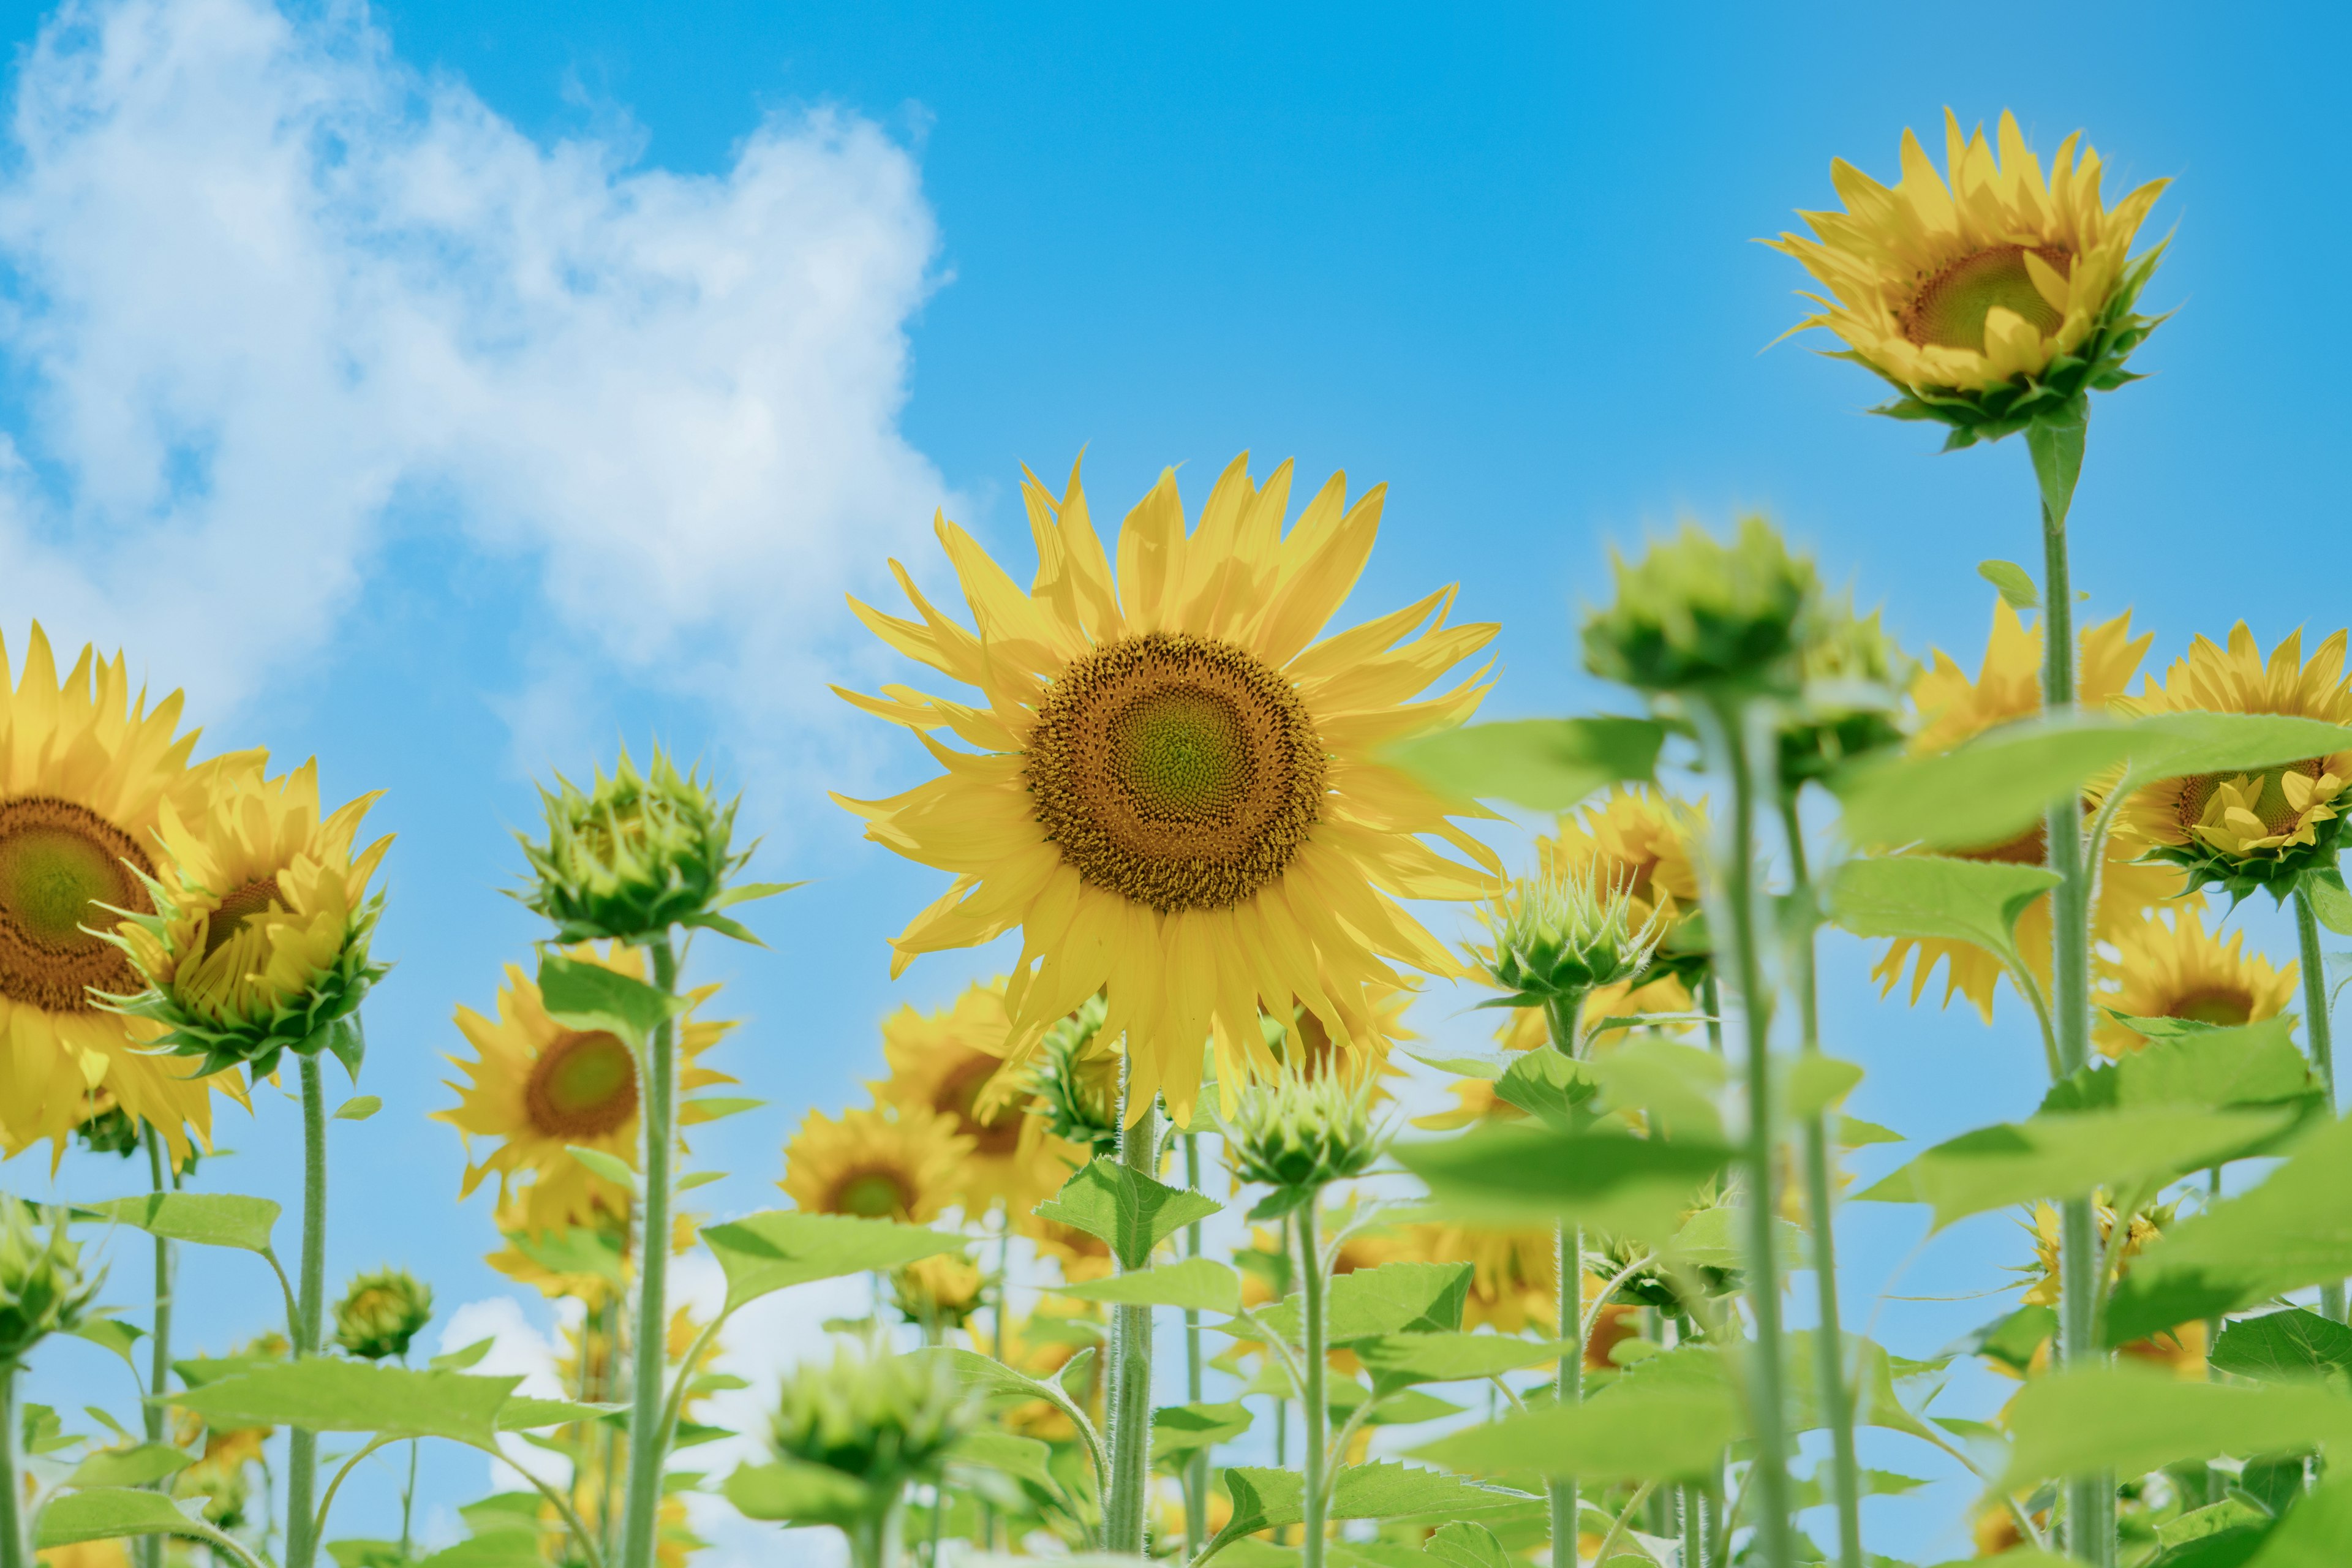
8, 104, 2352, 1568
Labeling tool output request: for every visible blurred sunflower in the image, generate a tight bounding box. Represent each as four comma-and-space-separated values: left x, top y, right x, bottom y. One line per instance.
2015, 1201, 2203, 1378
1386, 1220, 1559, 1336
0, 625, 250, 1164
439, 943, 735, 1231
876, 978, 1080, 1211
891, 1251, 987, 1331
483, 1187, 628, 1306
2095, 905, 2298, 1058
1873, 597, 2178, 1020
835, 453, 1501, 1123
782, 1102, 970, 1223
2115, 624, 2352, 898
1016, 1205, 1117, 1286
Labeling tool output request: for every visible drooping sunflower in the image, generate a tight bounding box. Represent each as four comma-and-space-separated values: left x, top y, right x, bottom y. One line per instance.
439, 942, 736, 1230
836, 453, 1501, 1122
2094, 905, 2298, 1059
782, 1102, 970, 1223
875, 978, 1080, 1211
1873, 597, 2180, 1020
0, 625, 251, 1164
1766, 109, 2169, 442
2114, 624, 2352, 899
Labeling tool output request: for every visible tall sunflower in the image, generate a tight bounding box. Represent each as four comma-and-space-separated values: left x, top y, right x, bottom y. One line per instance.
1872, 597, 2179, 1020
836, 453, 1501, 1121
2094, 905, 2298, 1058
875, 978, 1080, 1212
2114, 624, 2352, 898
1766, 109, 2169, 442
781, 1103, 970, 1223
0, 625, 251, 1164
439, 943, 736, 1230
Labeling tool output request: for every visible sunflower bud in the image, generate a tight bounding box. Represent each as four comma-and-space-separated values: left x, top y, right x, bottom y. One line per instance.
332, 1266, 434, 1361
517, 746, 748, 943
1227, 1074, 1381, 1193
1778, 597, 1915, 788
0, 1199, 102, 1363
1030, 995, 1120, 1157
889, 1251, 986, 1332
1581, 519, 1820, 696
71, 1093, 144, 1160
1480, 867, 1659, 1011
771, 1338, 973, 1491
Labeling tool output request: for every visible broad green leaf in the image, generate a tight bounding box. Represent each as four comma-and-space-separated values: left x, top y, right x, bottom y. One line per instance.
2208, 1310, 2352, 1382
1826, 854, 2058, 966
1354, 1332, 1565, 1388
429, 1338, 495, 1372
2106, 1115, 2352, 1345
536, 949, 681, 1047
414, 1538, 547, 1568
87, 1193, 280, 1254
1784, 1055, 1864, 1121
2247, 1470, 2352, 1567
1835, 714, 2133, 853
701, 1210, 963, 1313
1058, 1257, 1240, 1315
1033, 1158, 1221, 1272
1412, 1355, 1740, 1482
2156, 1498, 2269, 1551
1398, 1123, 1730, 1242
333, 1095, 382, 1121
164, 1360, 519, 1447
2107, 713, 2352, 808
948, 1429, 1061, 1494
1785, 1331, 1943, 1445
1247, 1262, 1472, 1344
70, 1317, 146, 1370
1424, 1521, 1513, 1568
2044, 1016, 2316, 1115
674, 1170, 725, 1191
913, 1347, 1095, 1442
1999, 1365, 2352, 1487
1838, 1115, 1904, 1147
497, 1398, 620, 1431
1490, 1049, 1599, 1128
680, 1096, 765, 1123
1665, 1204, 1803, 1273
2307, 872, 2352, 938
1977, 560, 2039, 610
1586, 1039, 1726, 1142
1856, 1108, 2291, 1231
722, 1458, 872, 1526
1385, 717, 1663, 812
1956, 1305, 2059, 1377
566, 1145, 637, 1189
1153, 1401, 1253, 1461
68, 1442, 194, 1487
506, 1224, 625, 1289
1205, 1462, 1540, 1559
34, 1489, 245, 1554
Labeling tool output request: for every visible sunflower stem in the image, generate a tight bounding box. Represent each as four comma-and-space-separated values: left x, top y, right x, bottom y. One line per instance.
2294, 886, 2345, 1322
1297, 1197, 1331, 1568
0, 1359, 24, 1568
618, 933, 680, 1568
1101, 1061, 1158, 1555
279, 1054, 333, 1568
1183, 1131, 1210, 1556
140, 1122, 174, 1568
1541, 990, 1588, 1567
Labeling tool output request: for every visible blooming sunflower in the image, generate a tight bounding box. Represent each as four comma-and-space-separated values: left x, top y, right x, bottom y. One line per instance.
782, 1102, 970, 1223
1873, 597, 2179, 1020
1766, 109, 2169, 443
836, 453, 1501, 1122
2114, 624, 2352, 899
2094, 905, 2299, 1059
0, 625, 251, 1164
439, 943, 736, 1230
875, 978, 1080, 1211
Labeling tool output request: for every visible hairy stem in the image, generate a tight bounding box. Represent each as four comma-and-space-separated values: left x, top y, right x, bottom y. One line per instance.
1101, 1063, 1159, 1553
285, 1053, 331, 1568
1540, 990, 1588, 1565
1298, 1200, 1330, 1568
2290, 887, 2346, 1322
140, 1124, 174, 1568
618, 934, 680, 1568
1184, 1132, 1210, 1555
0, 1362, 24, 1568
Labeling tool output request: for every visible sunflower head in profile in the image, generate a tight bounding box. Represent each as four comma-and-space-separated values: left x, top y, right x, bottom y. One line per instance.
438, 942, 735, 1229
1581, 519, 1820, 698
2115, 624, 2352, 901
0, 625, 252, 1166
2094, 905, 2299, 1060
106, 759, 391, 1080
782, 1102, 970, 1224
836, 453, 1501, 1125
876, 978, 1080, 1213
1767, 109, 2170, 445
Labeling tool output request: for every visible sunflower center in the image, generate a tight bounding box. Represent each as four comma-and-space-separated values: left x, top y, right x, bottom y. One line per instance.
1959, 821, 2049, 867
2167, 989, 2255, 1028
941, 1055, 1022, 1155
1901, 244, 2072, 352
0, 796, 153, 1012
834, 1169, 914, 1218
1025, 631, 1325, 914
524, 1030, 639, 1139
2176, 760, 2326, 840
203, 876, 285, 960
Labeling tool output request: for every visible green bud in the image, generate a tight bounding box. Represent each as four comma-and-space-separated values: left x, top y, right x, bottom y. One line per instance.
0, 1198, 103, 1363
1480, 866, 1659, 1010
1581, 518, 1821, 695
771, 1337, 973, 1491
332, 1267, 434, 1361
1030, 995, 1120, 1157
1227, 1074, 1381, 1193
1779, 595, 1915, 787
71, 1095, 144, 1160
516, 745, 749, 943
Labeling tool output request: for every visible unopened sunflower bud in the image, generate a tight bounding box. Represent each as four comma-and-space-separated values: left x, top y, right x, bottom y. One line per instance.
71, 1094, 143, 1160
771, 1338, 973, 1489
1779, 596, 1915, 786
1582, 518, 1820, 696
1030, 995, 1120, 1156
333, 1266, 434, 1361
1481, 867, 1659, 1011
891, 1252, 986, 1331
1228, 1074, 1381, 1193
0, 1198, 102, 1362
517, 746, 748, 943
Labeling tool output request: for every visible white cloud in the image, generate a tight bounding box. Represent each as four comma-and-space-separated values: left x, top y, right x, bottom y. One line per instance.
0, 0, 948, 731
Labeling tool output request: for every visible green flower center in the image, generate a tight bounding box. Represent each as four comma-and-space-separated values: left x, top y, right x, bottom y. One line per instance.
1026, 631, 1326, 913
524, 1030, 639, 1139
0, 796, 151, 1012
835, 1169, 914, 1218
1901, 244, 2071, 352
2167, 989, 2254, 1028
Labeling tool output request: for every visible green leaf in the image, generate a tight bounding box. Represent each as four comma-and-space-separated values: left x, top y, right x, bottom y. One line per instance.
68, 1442, 195, 1487
701, 1210, 965, 1314
507, 1224, 625, 1289
1153, 1401, 1253, 1461
1384, 717, 1663, 812
1999, 1365, 2352, 1487
948, 1429, 1063, 1495
2044, 1016, 2317, 1115
70, 1317, 146, 1370
163, 1360, 520, 1447
1784, 1055, 1864, 1121
86, 1193, 280, 1254
1396, 1123, 1733, 1242
429, 1338, 495, 1372
680, 1096, 765, 1123
2247, 1470, 2352, 1566
1410, 1349, 1740, 1482
1855, 1107, 2292, 1231
1957, 1305, 2059, 1377
2207, 1310, 2352, 1382
323, 1016, 366, 1081
1977, 560, 2040, 610
2106, 713, 2352, 809
1666, 1204, 1803, 1273
1826, 854, 2059, 968
566, 1145, 638, 1189
1585, 1039, 1726, 1142
674, 1170, 726, 1192
535, 949, 681, 1047
34, 1489, 247, 1555
2106, 1115, 2352, 1346
1424, 1521, 1514, 1568
1033, 1158, 1221, 1272
1205, 1462, 1539, 1558
1834, 713, 2133, 853
1353, 1332, 1564, 1389
1057, 1257, 1240, 1315
710, 880, 809, 910
2307, 873, 2352, 938
1489, 1049, 1599, 1128
496, 1398, 620, 1431
722, 1458, 873, 1527
332, 1095, 382, 1122
1247, 1263, 1473, 1346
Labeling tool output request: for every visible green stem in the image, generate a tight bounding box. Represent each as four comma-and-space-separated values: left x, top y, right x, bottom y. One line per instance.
986, 1221, 1011, 1553
0, 1361, 24, 1568
600, 1291, 623, 1561
2294, 888, 2345, 1322
1101, 1062, 1159, 1554
285, 1053, 331, 1568
140, 1124, 173, 1568
1780, 800, 1865, 1568
1183, 1132, 1209, 1557
1298, 1200, 1330, 1568
2206, 1164, 2227, 1504
618, 933, 680, 1568
1540, 989, 1587, 1564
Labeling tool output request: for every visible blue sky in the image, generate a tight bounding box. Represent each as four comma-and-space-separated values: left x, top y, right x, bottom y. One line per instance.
12, 1, 2352, 1561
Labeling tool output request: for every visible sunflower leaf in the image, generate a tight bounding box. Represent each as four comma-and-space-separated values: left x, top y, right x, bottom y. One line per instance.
67, 1442, 194, 1488
2207, 1310, 2352, 1382
85, 1193, 281, 1255
1997, 1366, 2352, 1488
34, 1489, 247, 1556
1395, 1121, 1732, 1242
1384, 717, 1664, 812
1833, 712, 2133, 853
1425, 1521, 1515, 1568
566, 1145, 638, 1190
332, 1095, 381, 1121
1825, 854, 2058, 969
1055, 1257, 1240, 1315
2308, 870, 2352, 937
2105, 712, 2352, 806
535, 950, 683, 1048
1153, 1401, 1254, 1462
1976, 560, 2040, 610
1352, 1331, 1567, 1389
69, 1316, 146, 1370
1200, 1461, 1539, 1559
1410, 1347, 1741, 1483
1033, 1158, 1222, 1272
1246, 1262, 1473, 1346
701, 1210, 965, 1313
160, 1360, 521, 1446
722, 1458, 875, 1528
2041, 1015, 2316, 1116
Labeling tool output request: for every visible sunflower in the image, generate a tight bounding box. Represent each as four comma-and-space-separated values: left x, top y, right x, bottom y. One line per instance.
2014, 1201, 2202, 1378
1016, 1206, 1117, 1286
782, 1102, 970, 1223
439, 943, 734, 1231
1766, 109, 2169, 442
1872, 597, 2179, 1020
836, 453, 1501, 1123
2114, 624, 2352, 897
0, 625, 250, 1164
2095, 905, 2299, 1059
876, 978, 1081, 1211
